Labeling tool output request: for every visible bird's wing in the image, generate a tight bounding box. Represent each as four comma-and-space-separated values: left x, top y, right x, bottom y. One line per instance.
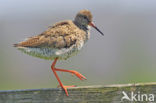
14, 21, 78, 49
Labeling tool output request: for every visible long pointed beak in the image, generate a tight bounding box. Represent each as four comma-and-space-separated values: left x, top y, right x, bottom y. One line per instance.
89, 22, 104, 36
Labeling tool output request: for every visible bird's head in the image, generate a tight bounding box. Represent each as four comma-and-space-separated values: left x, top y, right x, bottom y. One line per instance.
74, 10, 104, 36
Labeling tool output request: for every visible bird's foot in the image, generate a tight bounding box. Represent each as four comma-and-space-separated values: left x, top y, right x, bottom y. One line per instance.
71, 70, 87, 80
57, 85, 76, 96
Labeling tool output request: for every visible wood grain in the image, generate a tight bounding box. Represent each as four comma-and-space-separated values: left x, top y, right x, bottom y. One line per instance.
0, 82, 156, 103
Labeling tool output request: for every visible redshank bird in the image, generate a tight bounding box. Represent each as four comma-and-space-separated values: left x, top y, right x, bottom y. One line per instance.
14, 10, 104, 96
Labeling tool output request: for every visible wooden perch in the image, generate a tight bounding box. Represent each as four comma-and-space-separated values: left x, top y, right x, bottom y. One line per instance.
0, 82, 156, 103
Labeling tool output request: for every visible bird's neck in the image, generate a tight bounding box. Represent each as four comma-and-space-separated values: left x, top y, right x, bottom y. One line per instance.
73, 21, 90, 31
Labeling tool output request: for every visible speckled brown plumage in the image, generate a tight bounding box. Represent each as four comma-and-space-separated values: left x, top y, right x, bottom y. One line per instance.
14, 9, 93, 48
15, 20, 87, 49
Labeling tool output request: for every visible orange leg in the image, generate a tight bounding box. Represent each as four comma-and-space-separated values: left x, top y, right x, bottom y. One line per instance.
51, 58, 86, 96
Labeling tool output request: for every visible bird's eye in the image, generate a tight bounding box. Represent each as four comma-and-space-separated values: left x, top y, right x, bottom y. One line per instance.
84, 16, 87, 19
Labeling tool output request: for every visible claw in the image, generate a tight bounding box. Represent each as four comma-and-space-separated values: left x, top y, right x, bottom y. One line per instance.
72, 71, 87, 80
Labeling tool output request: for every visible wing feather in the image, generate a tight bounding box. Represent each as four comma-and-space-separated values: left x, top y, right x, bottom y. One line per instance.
14, 20, 77, 49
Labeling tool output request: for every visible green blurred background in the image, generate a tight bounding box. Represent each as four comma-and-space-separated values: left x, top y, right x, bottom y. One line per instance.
0, 0, 156, 90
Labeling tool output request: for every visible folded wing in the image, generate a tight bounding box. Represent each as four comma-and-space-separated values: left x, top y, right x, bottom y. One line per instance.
14, 21, 77, 49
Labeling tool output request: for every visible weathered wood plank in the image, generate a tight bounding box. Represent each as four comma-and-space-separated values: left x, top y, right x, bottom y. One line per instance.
0, 82, 156, 103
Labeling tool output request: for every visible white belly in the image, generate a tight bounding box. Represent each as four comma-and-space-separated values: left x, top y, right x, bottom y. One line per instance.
17, 41, 84, 60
